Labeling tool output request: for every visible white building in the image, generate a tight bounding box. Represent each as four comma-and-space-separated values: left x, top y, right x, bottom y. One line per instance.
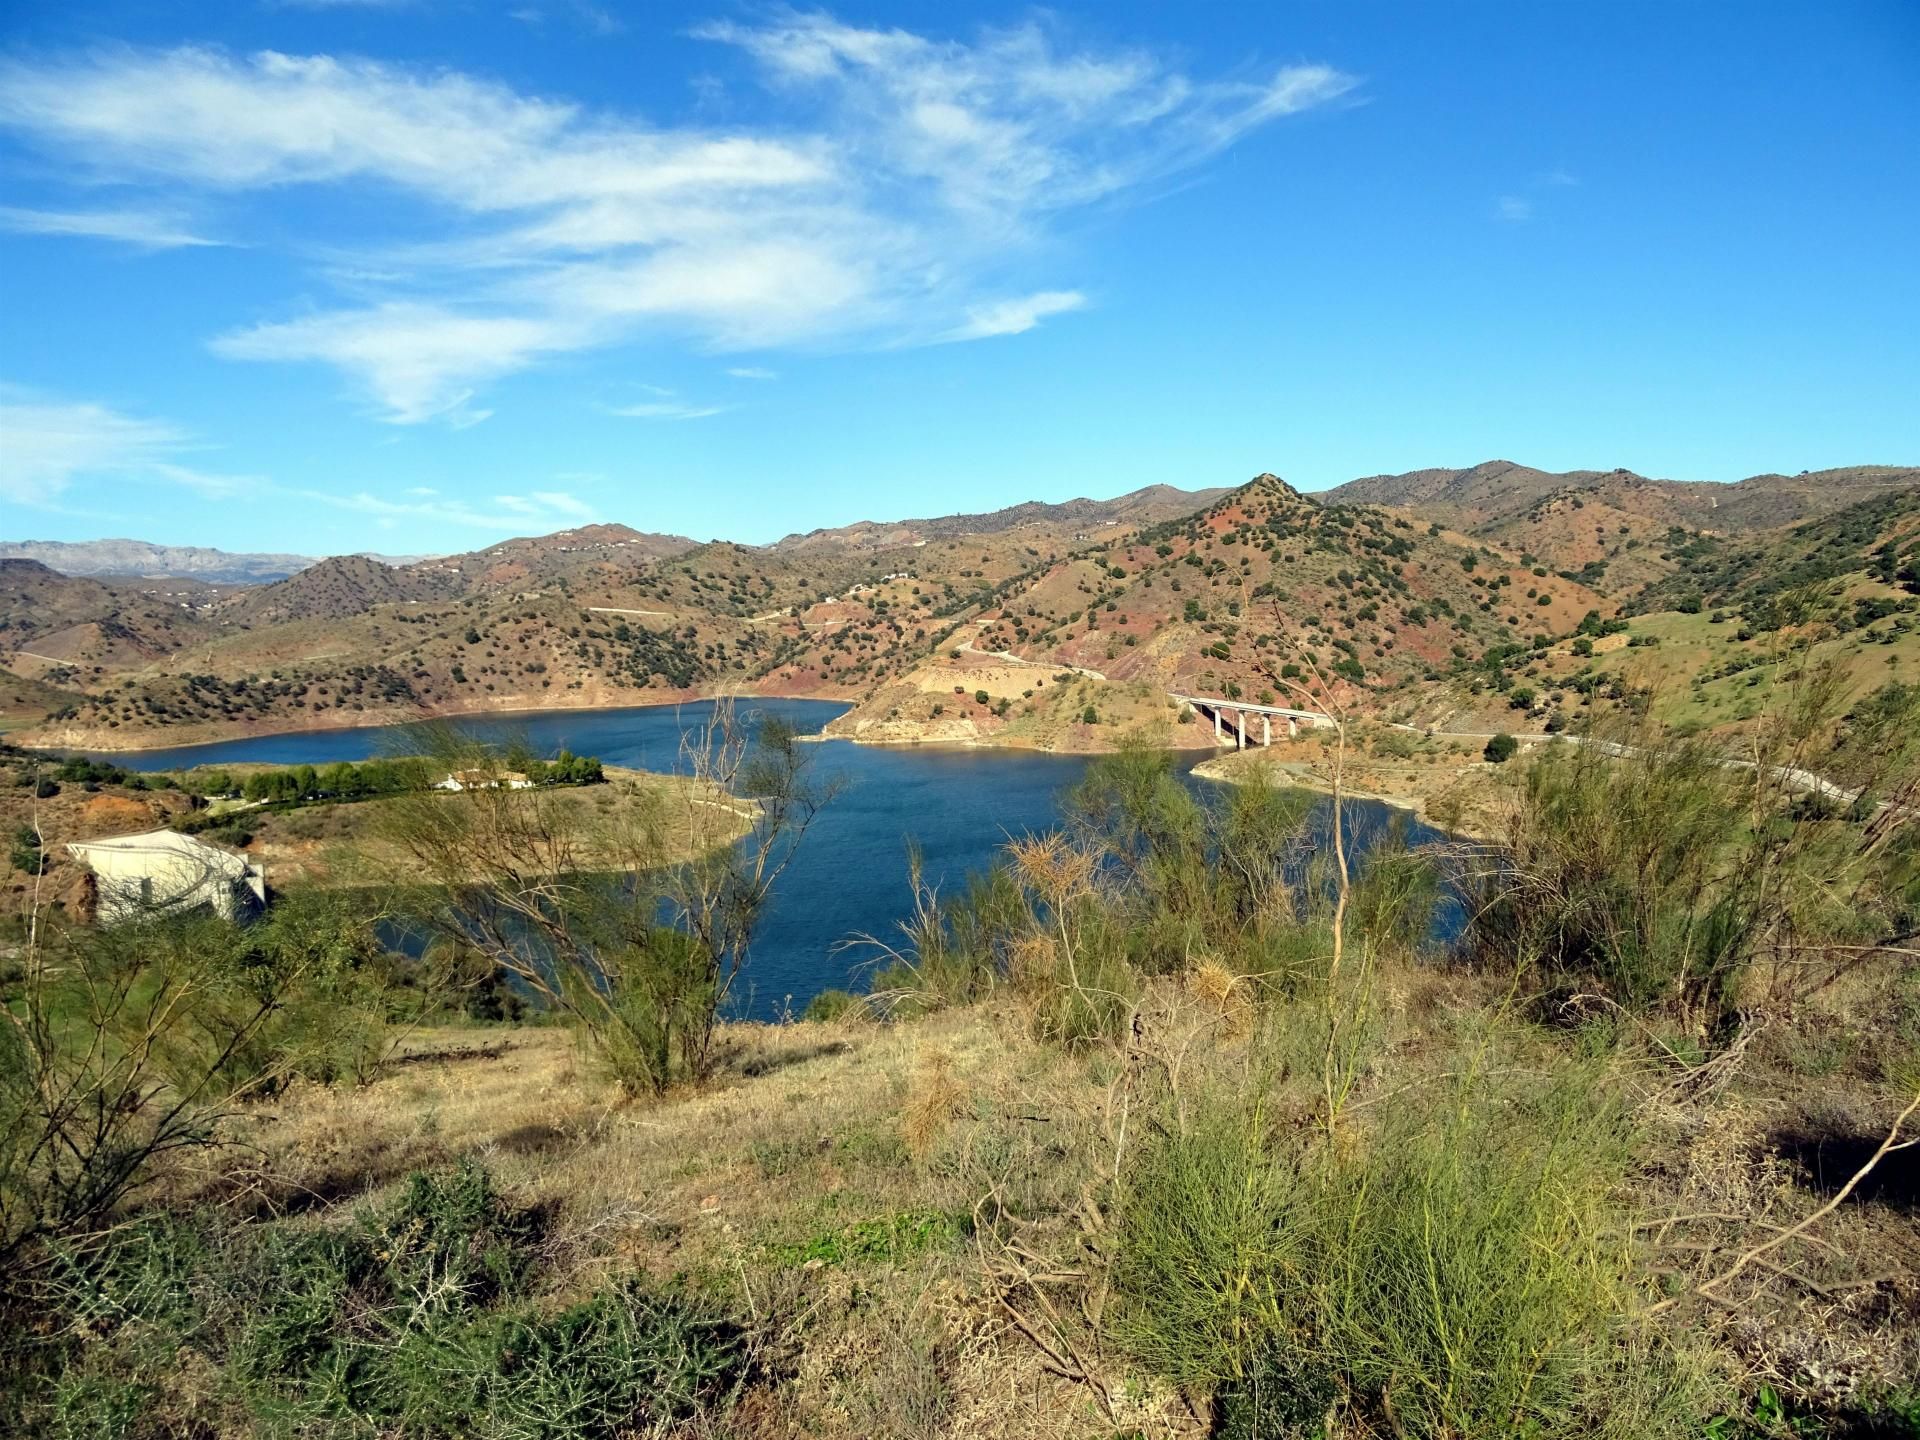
434, 768, 534, 792
66, 829, 267, 925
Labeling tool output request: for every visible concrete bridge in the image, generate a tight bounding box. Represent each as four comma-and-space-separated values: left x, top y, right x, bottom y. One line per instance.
1170, 693, 1336, 749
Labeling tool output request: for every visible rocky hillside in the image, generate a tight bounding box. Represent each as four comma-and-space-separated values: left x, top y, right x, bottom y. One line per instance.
6, 465, 1913, 751
0, 559, 212, 682
1324, 460, 1915, 536
1323, 461, 1917, 603
218, 555, 462, 627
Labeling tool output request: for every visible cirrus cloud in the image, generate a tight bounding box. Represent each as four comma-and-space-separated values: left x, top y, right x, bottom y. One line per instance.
0, 17, 1357, 424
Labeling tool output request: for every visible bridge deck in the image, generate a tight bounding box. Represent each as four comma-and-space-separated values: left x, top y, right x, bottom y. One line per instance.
1169, 693, 1332, 723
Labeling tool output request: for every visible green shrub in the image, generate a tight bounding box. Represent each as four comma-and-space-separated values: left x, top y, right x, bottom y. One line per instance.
1470, 689, 1915, 1022
21, 1161, 744, 1438
1111, 1104, 1307, 1390
1113, 1067, 1708, 1439
582, 927, 718, 1096
2, 899, 395, 1280
802, 987, 865, 1021
864, 859, 1022, 1013
9, 826, 43, 876
1024, 922, 1140, 1047
1483, 733, 1518, 763
378, 1280, 741, 1437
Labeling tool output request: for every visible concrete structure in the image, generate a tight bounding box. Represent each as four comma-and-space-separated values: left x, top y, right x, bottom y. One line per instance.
66, 829, 267, 925
434, 769, 533, 792
1170, 693, 1336, 750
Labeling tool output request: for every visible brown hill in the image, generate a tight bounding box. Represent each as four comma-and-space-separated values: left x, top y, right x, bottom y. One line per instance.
17, 465, 1914, 753
1324, 460, 1915, 535
773, 483, 1229, 552
0, 559, 211, 680
1323, 462, 1917, 601
219, 555, 460, 628
406, 523, 698, 596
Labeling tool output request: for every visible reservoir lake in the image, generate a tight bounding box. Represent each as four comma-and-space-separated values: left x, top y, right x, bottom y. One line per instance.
102, 699, 1452, 1018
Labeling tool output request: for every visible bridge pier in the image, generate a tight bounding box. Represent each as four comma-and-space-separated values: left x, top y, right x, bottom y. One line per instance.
1175, 693, 1330, 749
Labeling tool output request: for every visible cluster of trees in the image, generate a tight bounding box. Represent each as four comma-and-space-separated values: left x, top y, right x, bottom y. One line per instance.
237, 758, 433, 804
226, 750, 604, 805
520, 750, 605, 786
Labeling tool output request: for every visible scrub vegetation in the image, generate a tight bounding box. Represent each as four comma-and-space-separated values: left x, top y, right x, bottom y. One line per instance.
3, 664, 1917, 1438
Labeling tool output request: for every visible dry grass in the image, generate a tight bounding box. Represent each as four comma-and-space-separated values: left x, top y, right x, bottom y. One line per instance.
119, 951, 1920, 1438
185, 1008, 1140, 1439
244, 767, 751, 889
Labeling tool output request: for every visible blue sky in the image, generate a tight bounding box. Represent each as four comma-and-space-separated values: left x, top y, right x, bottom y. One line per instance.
1, 2, 1915, 555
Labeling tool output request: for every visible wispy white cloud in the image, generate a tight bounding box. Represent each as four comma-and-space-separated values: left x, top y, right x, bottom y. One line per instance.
506, 2, 623, 35
305, 486, 602, 530
726, 366, 778, 380
0, 389, 185, 503
0, 385, 602, 536
0, 205, 222, 249
698, 16, 1357, 221
603, 398, 728, 421
599, 381, 726, 421
569, 2, 623, 36
0, 20, 1357, 421
210, 303, 584, 424
942, 289, 1085, 342
1496, 170, 1576, 223
530, 489, 597, 518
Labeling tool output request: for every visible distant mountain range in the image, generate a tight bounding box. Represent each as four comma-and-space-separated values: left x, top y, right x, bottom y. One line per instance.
0, 539, 430, 585
2, 462, 1912, 752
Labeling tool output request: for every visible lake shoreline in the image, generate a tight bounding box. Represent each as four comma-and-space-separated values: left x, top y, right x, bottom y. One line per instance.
808, 728, 1221, 756
1191, 751, 1503, 844
32, 690, 1220, 765
19, 689, 859, 760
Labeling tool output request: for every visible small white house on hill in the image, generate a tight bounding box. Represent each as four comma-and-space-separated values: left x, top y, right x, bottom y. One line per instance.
434, 769, 533, 792
66, 829, 267, 925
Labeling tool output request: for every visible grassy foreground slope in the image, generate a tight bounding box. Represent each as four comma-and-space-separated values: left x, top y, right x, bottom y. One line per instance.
4, 679, 1917, 1438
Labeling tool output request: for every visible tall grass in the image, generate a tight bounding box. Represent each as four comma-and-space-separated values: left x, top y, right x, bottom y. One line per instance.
856, 740, 1436, 1044
1113, 1045, 1712, 1439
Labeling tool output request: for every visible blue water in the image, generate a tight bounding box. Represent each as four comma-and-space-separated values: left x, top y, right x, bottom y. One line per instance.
99, 700, 1451, 1017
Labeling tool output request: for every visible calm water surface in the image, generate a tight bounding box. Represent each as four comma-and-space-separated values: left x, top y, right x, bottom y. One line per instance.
102, 701, 1451, 1017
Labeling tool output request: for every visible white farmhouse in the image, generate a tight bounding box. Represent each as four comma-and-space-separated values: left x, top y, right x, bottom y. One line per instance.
434, 769, 534, 792
66, 829, 267, 925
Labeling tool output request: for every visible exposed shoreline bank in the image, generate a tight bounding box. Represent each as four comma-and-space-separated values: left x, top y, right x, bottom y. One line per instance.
1191, 750, 1503, 843
10, 687, 862, 758
25, 692, 1230, 764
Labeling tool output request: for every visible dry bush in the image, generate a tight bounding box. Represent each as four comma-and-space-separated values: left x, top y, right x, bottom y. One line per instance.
901, 1049, 968, 1161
